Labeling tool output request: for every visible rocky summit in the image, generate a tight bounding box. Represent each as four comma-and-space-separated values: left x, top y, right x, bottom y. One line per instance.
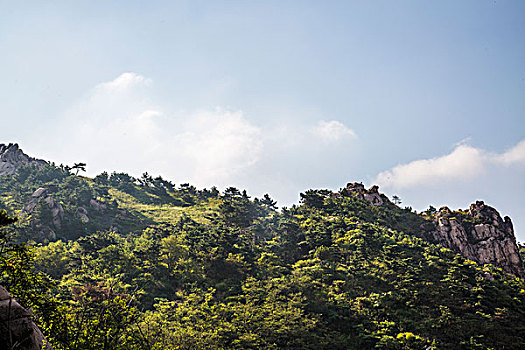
344, 182, 385, 206
0, 143, 47, 176
351, 182, 524, 278
430, 201, 524, 278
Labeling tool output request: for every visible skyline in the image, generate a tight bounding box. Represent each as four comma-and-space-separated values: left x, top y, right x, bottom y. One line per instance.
1, 1, 524, 239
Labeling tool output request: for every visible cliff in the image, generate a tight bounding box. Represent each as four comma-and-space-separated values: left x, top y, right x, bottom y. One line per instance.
430, 201, 524, 278
346, 182, 525, 278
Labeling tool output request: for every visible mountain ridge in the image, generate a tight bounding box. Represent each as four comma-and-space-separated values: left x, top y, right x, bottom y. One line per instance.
1, 143, 523, 278
2, 143, 525, 349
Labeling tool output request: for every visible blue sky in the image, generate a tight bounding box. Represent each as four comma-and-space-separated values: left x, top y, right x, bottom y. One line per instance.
1, 1, 525, 239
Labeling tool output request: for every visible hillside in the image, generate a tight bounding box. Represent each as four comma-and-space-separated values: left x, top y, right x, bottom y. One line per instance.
1, 143, 525, 349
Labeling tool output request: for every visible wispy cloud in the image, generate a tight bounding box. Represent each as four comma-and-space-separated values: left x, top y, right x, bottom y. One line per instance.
54, 73, 262, 186
176, 109, 263, 183
311, 120, 357, 142
40, 72, 362, 200
95, 72, 152, 92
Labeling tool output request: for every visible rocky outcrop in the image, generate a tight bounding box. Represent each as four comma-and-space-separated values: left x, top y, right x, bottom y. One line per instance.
76, 207, 89, 223
344, 183, 385, 206
430, 201, 524, 278
21, 187, 64, 241
344, 183, 524, 278
0, 144, 47, 176
0, 285, 51, 349
89, 199, 107, 212
21, 187, 64, 228
43, 197, 64, 230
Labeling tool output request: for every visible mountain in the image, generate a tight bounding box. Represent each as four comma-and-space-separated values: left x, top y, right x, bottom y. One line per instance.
1, 143, 525, 349
344, 183, 524, 278
2, 144, 522, 278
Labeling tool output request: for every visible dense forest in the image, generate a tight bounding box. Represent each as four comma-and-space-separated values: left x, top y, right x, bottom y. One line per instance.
1, 162, 525, 349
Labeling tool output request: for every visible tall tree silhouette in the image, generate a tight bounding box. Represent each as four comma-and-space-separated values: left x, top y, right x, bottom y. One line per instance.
392, 195, 402, 205
71, 162, 87, 175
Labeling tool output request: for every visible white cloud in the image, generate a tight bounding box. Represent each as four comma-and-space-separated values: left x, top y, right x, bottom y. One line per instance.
36, 72, 367, 205
311, 120, 357, 142
95, 72, 152, 92
47, 73, 365, 189
376, 145, 485, 189
175, 109, 263, 184
376, 140, 525, 189
52, 73, 262, 187
497, 140, 525, 166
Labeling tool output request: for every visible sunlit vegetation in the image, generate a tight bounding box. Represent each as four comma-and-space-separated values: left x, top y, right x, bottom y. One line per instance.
1, 164, 525, 349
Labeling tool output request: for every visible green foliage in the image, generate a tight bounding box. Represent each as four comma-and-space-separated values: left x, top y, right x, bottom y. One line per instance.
3, 164, 525, 349
0, 164, 215, 242
29, 192, 525, 349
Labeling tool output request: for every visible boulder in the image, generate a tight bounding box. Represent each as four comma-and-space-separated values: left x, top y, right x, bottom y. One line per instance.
76, 207, 89, 223
21, 188, 48, 215
89, 199, 107, 212
0, 285, 52, 349
43, 197, 64, 229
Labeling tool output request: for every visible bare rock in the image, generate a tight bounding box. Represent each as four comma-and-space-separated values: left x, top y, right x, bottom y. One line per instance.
43, 197, 64, 229
0, 285, 52, 349
0, 144, 47, 176
22, 188, 48, 215
89, 199, 107, 212
430, 201, 524, 278
76, 207, 89, 223
345, 182, 385, 206
20, 188, 64, 239
344, 183, 525, 278
31, 188, 47, 198
38, 227, 56, 241
22, 188, 64, 230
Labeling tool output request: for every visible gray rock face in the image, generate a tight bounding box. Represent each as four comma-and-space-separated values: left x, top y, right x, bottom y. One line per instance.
43, 197, 64, 229
89, 199, 107, 212
345, 183, 385, 206
430, 201, 524, 278
76, 207, 89, 223
22, 188, 48, 215
21, 188, 64, 240
0, 144, 47, 176
0, 285, 52, 349
345, 183, 524, 278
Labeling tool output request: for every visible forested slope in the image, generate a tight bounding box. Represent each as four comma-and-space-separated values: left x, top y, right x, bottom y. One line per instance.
1, 147, 525, 349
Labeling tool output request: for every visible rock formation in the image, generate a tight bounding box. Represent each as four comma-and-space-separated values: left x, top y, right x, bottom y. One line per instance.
0, 144, 47, 176
0, 285, 51, 350
345, 183, 524, 278
344, 183, 385, 206
21, 187, 64, 241
76, 207, 89, 223
89, 199, 107, 212
430, 201, 524, 278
